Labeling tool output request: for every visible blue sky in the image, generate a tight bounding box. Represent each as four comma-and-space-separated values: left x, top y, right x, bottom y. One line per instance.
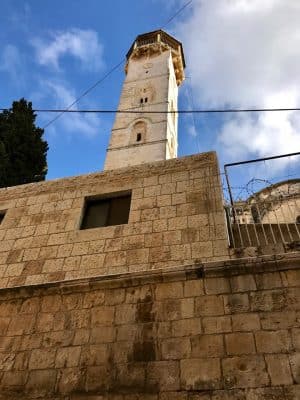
1, 0, 300, 201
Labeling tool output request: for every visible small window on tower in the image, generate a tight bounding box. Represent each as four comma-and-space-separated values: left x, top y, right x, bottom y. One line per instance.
145, 97, 148, 103
0, 211, 5, 225
80, 193, 132, 230
140, 98, 143, 104
136, 133, 142, 142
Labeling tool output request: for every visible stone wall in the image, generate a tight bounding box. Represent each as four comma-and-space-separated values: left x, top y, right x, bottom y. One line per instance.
0, 152, 229, 289
0, 254, 299, 399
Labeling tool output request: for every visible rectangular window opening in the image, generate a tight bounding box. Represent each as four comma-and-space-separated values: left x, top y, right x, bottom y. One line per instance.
80, 193, 132, 230
0, 211, 5, 225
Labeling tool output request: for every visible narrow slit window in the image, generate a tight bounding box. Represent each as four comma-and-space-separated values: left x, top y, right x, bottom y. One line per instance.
145, 97, 148, 103
81, 193, 131, 230
140, 98, 143, 104
136, 133, 142, 142
0, 212, 5, 225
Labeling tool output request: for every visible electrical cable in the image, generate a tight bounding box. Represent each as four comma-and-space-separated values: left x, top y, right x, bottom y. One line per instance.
39, 0, 194, 130
2, 107, 300, 114
42, 59, 125, 129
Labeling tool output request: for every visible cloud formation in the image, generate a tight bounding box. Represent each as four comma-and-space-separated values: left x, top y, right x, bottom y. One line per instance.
33, 80, 101, 138
32, 28, 104, 72
0, 44, 23, 83
174, 0, 300, 163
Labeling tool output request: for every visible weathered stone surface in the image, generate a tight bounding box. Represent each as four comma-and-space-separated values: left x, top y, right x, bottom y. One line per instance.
180, 358, 222, 390
222, 355, 268, 388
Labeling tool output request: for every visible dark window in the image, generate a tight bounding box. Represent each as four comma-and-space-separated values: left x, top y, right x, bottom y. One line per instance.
145, 97, 148, 103
0, 212, 5, 225
81, 194, 131, 230
140, 98, 143, 104
136, 133, 142, 142
296, 215, 300, 224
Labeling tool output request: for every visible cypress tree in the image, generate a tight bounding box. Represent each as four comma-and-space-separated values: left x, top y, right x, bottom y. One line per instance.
0, 99, 48, 188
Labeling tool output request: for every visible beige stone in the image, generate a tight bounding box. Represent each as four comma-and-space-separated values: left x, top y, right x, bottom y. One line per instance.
202, 316, 231, 334
180, 358, 221, 390
225, 333, 256, 355
266, 354, 293, 385
222, 355, 268, 388
255, 330, 292, 353
195, 295, 224, 316
232, 313, 260, 331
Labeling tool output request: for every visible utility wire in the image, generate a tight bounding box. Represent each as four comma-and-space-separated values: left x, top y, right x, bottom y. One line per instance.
2, 107, 300, 114
42, 59, 125, 129
41, 0, 193, 130
161, 0, 192, 28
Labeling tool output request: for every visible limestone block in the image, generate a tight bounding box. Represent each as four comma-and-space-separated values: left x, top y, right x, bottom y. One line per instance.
105, 288, 125, 305
292, 328, 300, 350
191, 334, 224, 358
157, 194, 172, 207
222, 355, 268, 389
225, 333, 256, 355
155, 282, 183, 300
104, 251, 126, 267
255, 272, 282, 290
122, 235, 144, 250
81, 254, 105, 270
168, 216, 187, 230
90, 327, 115, 344
90, 306, 115, 327
80, 344, 108, 366
195, 295, 224, 316
266, 354, 293, 385
180, 358, 221, 390
57, 367, 85, 394
147, 361, 180, 391
35, 313, 54, 332
192, 242, 213, 259
172, 318, 202, 337
85, 365, 112, 391
184, 280, 204, 297
230, 275, 256, 293
161, 337, 191, 359
202, 316, 232, 334
43, 258, 64, 273
171, 244, 191, 261
126, 248, 149, 265
224, 294, 249, 314
232, 314, 260, 332
205, 277, 230, 295
255, 330, 292, 353
29, 348, 56, 369
289, 353, 300, 383
26, 370, 57, 397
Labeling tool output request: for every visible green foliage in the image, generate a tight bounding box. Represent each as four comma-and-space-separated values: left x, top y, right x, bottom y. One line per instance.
0, 98, 48, 188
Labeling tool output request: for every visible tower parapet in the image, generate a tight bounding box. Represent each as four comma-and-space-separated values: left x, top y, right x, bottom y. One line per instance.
125, 30, 185, 85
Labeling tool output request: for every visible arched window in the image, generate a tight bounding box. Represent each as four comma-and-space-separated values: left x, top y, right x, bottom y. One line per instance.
132, 121, 147, 144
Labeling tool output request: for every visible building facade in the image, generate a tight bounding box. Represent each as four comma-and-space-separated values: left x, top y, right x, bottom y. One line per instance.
0, 30, 299, 399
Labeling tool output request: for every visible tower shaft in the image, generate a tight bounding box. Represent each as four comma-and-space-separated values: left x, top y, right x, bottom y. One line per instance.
104, 30, 185, 170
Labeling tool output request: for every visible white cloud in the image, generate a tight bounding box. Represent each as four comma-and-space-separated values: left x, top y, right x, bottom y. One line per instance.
174, 0, 300, 164
32, 28, 104, 71
34, 80, 101, 137
0, 44, 23, 82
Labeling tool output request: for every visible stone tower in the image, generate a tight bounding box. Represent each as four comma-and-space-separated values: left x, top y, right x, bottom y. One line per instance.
104, 30, 185, 170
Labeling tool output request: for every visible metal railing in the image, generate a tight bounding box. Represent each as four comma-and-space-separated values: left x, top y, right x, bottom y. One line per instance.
225, 198, 300, 248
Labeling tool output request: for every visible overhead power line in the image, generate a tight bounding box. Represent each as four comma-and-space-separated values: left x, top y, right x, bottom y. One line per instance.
2, 107, 300, 114
42, 59, 125, 129
161, 0, 193, 28
40, 0, 194, 130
